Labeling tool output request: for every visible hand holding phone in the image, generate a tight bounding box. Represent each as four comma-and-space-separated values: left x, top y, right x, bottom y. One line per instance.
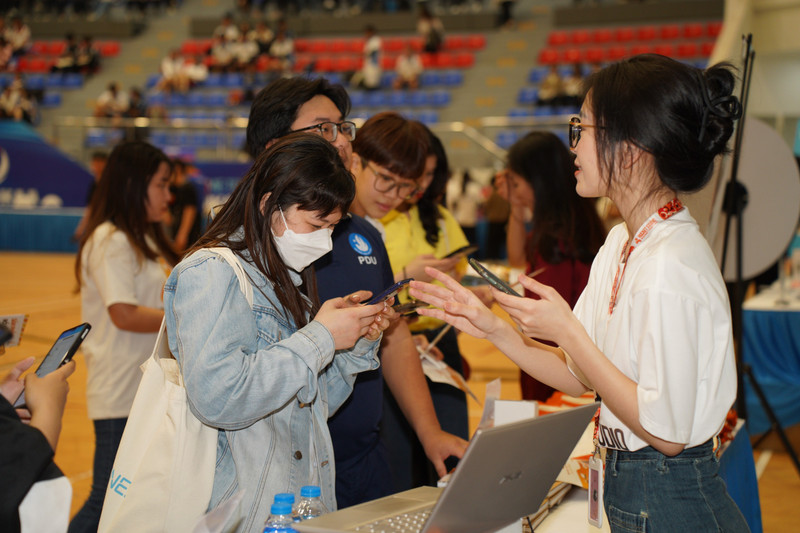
13, 323, 90, 408
468, 258, 521, 297
364, 278, 413, 306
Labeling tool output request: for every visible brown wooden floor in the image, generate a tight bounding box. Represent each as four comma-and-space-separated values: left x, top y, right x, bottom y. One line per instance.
2, 251, 799, 530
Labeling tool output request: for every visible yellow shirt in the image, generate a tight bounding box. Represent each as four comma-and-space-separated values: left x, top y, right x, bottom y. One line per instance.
380, 205, 470, 331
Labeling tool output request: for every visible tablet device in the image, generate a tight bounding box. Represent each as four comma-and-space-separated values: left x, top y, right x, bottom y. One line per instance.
365, 278, 413, 306
440, 244, 479, 260
13, 322, 91, 408
467, 258, 521, 297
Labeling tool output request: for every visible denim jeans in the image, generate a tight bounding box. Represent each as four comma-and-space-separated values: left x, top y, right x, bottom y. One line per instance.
604, 441, 750, 532
68, 418, 127, 533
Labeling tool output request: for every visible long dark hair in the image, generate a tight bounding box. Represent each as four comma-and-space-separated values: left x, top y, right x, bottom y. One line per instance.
583, 54, 740, 194
75, 141, 178, 287
417, 126, 450, 247
189, 133, 354, 329
506, 131, 605, 265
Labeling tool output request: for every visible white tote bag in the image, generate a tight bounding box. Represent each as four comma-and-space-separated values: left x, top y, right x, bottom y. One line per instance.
98, 248, 253, 533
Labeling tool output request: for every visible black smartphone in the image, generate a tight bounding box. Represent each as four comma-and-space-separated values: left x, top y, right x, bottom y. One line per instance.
440, 244, 479, 259
364, 278, 413, 306
13, 322, 91, 408
468, 258, 521, 297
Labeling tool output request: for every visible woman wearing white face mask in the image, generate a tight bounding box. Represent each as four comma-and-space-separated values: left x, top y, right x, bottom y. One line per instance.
162, 133, 394, 532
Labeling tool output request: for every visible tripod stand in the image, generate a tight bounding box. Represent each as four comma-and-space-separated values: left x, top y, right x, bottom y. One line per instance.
719, 34, 800, 476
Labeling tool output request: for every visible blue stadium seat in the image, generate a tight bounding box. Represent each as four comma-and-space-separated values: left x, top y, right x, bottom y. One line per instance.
186, 92, 205, 107
517, 87, 538, 105
420, 71, 441, 87
533, 106, 557, 117
0, 73, 12, 88
348, 90, 366, 108
41, 92, 62, 108
63, 73, 83, 88
205, 92, 227, 107
204, 73, 223, 88
441, 70, 464, 86
380, 72, 397, 89
25, 75, 46, 91
528, 66, 550, 84
365, 91, 387, 107
146, 74, 161, 89
223, 73, 244, 87
407, 91, 428, 107
166, 93, 187, 106
508, 107, 534, 118
387, 90, 407, 107
149, 130, 170, 147
429, 90, 450, 107
495, 130, 520, 149
45, 73, 64, 89
417, 110, 439, 125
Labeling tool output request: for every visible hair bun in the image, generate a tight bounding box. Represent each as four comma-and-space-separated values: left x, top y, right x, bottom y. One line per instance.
697, 66, 742, 155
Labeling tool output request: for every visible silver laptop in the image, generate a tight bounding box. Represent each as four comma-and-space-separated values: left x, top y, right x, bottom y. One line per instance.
296, 403, 597, 533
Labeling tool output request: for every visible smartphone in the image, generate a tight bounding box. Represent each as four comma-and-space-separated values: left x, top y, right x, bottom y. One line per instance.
440, 244, 479, 260
364, 278, 413, 306
393, 300, 428, 315
468, 258, 521, 297
13, 322, 91, 408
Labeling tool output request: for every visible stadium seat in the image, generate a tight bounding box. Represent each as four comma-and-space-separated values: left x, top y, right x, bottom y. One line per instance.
429, 90, 450, 107
660, 24, 681, 40
310, 40, 327, 54
416, 110, 439, 125
314, 56, 334, 72
408, 91, 428, 107
614, 27, 635, 43
547, 31, 569, 47
441, 70, 463, 86
31, 41, 49, 55
381, 56, 397, 70
677, 43, 698, 59
508, 107, 534, 118
294, 39, 310, 53
562, 48, 581, 64
49, 41, 66, 56
41, 92, 62, 108
495, 130, 519, 149
707, 21, 723, 38
517, 87, 538, 105
630, 44, 653, 56
538, 49, 559, 65
593, 29, 613, 44
445, 35, 465, 50
528, 66, 549, 83
63, 72, 83, 88
420, 71, 441, 87
654, 43, 675, 57
466, 35, 486, 50
571, 30, 591, 46
454, 52, 474, 68
330, 39, 348, 54
636, 26, 657, 41
606, 46, 628, 61
700, 42, 715, 57
585, 47, 605, 63
384, 38, 405, 53
435, 53, 455, 69
387, 90, 408, 107
683, 23, 705, 39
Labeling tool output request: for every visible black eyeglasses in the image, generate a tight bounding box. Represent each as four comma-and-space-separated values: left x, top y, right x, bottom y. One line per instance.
289, 121, 357, 143
367, 162, 419, 199
568, 117, 600, 149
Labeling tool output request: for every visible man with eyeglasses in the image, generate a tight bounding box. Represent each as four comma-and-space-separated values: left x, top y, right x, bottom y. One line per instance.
246, 78, 467, 509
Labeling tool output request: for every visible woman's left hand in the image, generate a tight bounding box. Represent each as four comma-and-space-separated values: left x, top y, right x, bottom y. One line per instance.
364, 302, 396, 341
494, 273, 581, 344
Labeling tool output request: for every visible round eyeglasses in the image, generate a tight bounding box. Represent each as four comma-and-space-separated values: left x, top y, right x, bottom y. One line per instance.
290, 121, 357, 143
568, 116, 600, 149
367, 162, 419, 199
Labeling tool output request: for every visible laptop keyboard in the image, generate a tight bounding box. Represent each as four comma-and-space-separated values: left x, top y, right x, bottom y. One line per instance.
353, 506, 433, 533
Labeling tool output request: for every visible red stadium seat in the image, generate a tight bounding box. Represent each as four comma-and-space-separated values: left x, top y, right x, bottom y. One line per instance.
683, 23, 705, 39
707, 21, 723, 38
660, 24, 681, 40
585, 47, 605, 63
348, 39, 364, 53
562, 48, 581, 63
454, 52, 474, 68
314, 56, 333, 72
409, 37, 425, 52
614, 27, 634, 43
329, 39, 347, 54
310, 40, 327, 54
445, 35, 465, 50
435, 53, 455, 69
538, 48, 559, 65
181, 40, 200, 55
49, 41, 66, 56
294, 39, 310, 53
636, 26, 657, 41
383, 37, 405, 53
630, 44, 653, 56
547, 31, 569, 47
28, 57, 49, 73
31, 41, 49, 55
381, 55, 397, 69
700, 41, 715, 57
294, 54, 313, 71
606, 46, 628, 61
255, 55, 270, 71
333, 56, 358, 72
593, 29, 612, 44
420, 53, 435, 68
466, 34, 486, 50
677, 42, 698, 58
571, 30, 591, 45
99, 41, 120, 57
654, 43, 675, 57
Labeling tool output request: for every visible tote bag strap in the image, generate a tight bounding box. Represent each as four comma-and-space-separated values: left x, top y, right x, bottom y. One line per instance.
208, 247, 254, 308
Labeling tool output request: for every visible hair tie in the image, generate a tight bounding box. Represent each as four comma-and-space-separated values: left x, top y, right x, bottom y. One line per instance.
697, 72, 742, 143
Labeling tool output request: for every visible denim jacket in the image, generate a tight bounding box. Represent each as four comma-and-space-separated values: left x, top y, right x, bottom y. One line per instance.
163, 245, 380, 532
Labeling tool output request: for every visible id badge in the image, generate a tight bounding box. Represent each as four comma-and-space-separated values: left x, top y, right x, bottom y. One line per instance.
588, 455, 604, 528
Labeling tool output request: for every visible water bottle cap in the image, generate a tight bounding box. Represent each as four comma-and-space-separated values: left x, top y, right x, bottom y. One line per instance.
270, 502, 292, 515
300, 485, 321, 498
274, 493, 295, 504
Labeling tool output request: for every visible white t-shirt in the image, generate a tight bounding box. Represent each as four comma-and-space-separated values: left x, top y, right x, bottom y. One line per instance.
573, 208, 737, 451
80, 222, 167, 420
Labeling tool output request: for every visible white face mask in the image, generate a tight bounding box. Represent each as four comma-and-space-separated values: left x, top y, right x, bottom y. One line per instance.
272, 208, 334, 272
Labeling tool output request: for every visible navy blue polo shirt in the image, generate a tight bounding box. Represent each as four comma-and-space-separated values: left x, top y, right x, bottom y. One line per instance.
317, 215, 394, 466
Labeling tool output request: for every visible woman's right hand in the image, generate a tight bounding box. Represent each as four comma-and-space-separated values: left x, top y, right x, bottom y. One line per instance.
315, 291, 390, 349
409, 267, 509, 340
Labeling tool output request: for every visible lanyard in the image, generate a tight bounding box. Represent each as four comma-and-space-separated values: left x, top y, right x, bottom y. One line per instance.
607, 198, 684, 315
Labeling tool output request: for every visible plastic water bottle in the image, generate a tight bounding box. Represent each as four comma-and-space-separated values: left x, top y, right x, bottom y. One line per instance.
273, 493, 300, 522
295, 485, 329, 521
263, 502, 297, 533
